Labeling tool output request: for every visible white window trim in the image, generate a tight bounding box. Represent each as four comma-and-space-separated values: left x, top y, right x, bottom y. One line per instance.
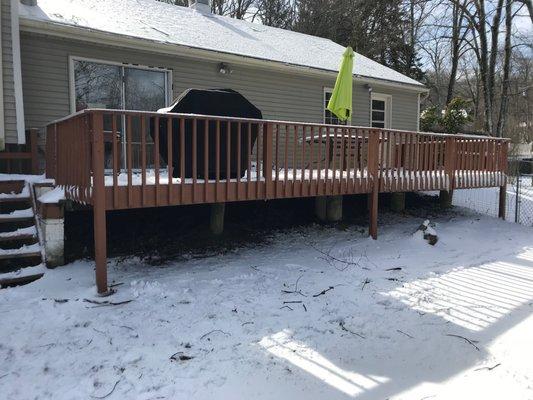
68, 56, 173, 113
370, 92, 392, 129
323, 87, 350, 125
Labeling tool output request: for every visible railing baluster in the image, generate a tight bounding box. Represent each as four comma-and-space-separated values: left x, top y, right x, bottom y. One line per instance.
237, 122, 241, 200
215, 120, 220, 202
226, 121, 231, 200
193, 119, 198, 202
205, 119, 209, 202
247, 122, 252, 200
126, 115, 133, 207
180, 118, 185, 204
141, 115, 147, 207
154, 117, 160, 206
167, 116, 173, 205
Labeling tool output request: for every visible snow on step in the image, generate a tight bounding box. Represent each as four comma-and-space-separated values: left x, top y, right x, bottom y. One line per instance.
0, 264, 45, 281
0, 185, 30, 199
0, 243, 41, 256
0, 226, 37, 239
0, 208, 34, 219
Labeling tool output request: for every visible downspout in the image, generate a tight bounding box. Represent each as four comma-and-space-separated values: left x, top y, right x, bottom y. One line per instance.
11, 0, 25, 144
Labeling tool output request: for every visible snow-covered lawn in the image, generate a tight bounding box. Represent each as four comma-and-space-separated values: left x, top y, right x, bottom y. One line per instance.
1, 212, 532, 399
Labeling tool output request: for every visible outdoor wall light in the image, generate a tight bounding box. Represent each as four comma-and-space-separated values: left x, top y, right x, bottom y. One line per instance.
364, 83, 372, 92
218, 63, 232, 75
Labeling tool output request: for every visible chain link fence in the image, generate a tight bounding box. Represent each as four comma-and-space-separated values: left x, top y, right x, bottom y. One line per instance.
452, 158, 533, 227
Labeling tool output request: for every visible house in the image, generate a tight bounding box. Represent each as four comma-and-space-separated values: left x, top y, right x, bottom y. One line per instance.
0, 0, 509, 293
0, 0, 428, 150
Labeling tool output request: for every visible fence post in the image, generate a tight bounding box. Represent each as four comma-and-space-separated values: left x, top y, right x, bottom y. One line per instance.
263, 123, 273, 199
368, 130, 380, 239
90, 112, 109, 295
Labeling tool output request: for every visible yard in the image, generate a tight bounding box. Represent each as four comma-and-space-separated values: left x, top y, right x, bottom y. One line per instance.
1, 210, 532, 399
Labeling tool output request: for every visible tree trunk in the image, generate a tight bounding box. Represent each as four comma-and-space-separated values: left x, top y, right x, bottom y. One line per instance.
496, 0, 513, 137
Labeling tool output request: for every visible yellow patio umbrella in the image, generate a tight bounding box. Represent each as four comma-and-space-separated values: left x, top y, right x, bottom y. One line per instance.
327, 46, 354, 122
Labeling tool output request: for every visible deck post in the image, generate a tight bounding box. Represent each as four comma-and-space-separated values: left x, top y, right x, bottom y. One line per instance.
210, 202, 225, 235
498, 186, 506, 219
315, 196, 327, 222
498, 140, 509, 220
439, 190, 453, 208
368, 130, 380, 239
91, 112, 109, 295
326, 195, 343, 222
390, 193, 405, 212
263, 123, 273, 199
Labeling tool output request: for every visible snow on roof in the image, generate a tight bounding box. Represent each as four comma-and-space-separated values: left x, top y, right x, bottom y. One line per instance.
19, 0, 425, 88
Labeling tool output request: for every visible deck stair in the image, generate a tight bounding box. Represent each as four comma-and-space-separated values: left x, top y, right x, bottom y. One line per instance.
0, 180, 45, 288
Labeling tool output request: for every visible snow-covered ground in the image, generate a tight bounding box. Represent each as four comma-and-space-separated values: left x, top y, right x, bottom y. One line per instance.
1, 212, 532, 399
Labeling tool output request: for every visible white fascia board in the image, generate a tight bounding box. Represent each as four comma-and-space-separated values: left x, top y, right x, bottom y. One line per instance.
19, 18, 429, 94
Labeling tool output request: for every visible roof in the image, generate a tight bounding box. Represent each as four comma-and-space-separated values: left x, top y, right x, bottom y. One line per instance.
19, 0, 426, 89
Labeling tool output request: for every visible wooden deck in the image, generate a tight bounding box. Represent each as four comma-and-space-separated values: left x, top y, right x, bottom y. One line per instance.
45, 109, 509, 293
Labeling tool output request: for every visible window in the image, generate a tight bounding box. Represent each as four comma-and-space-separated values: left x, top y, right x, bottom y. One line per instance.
370, 93, 391, 128
71, 58, 171, 169
324, 89, 347, 125
72, 58, 170, 114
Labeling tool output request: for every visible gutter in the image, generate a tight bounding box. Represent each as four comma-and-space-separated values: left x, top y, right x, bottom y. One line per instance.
19, 17, 429, 94
0, 8, 4, 150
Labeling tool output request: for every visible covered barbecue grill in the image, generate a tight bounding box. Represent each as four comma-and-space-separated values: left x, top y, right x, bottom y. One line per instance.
150, 88, 262, 180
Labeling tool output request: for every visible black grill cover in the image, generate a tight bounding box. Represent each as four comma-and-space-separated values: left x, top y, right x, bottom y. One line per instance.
150, 88, 262, 180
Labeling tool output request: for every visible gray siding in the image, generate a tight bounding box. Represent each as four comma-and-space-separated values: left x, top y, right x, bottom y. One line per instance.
21, 32, 419, 132
1, 0, 17, 144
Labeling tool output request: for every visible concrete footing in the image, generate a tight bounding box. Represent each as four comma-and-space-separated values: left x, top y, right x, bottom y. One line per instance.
39, 217, 64, 267
315, 196, 343, 222
439, 190, 453, 209
210, 203, 226, 235
390, 192, 406, 212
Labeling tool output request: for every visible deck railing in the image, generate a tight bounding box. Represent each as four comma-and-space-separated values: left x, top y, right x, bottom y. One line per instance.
46, 109, 509, 210
45, 109, 509, 294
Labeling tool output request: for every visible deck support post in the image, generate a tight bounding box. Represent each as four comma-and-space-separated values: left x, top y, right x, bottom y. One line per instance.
210, 202, 225, 235
390, 193, 405, 212
439, 190, 453, 209
315, 196, 327, 222
368, 131, 380, 239
498, 186, 506, 219
327, 195, 343, 222
91, 112, 109, 295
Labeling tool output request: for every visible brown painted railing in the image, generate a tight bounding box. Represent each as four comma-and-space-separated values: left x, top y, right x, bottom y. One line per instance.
0, 128, 39, 174
45, 109, 510, 294
46, 109, 509, 210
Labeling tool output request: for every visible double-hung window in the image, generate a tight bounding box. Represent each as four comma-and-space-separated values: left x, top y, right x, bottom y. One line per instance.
324, 88, 347, 125
370, 93, 391, 128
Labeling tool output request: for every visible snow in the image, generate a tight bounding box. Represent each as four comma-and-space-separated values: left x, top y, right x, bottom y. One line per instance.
0, 212, 532, 399
0, 207, 34, 219
0, 173, 53, 184
0, 264, 45, 281
37, 186, 66, 204
0, 185, 29, 199
0, 242, 41, 256
0, 226, 37, 239
19, 0, 425, 88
